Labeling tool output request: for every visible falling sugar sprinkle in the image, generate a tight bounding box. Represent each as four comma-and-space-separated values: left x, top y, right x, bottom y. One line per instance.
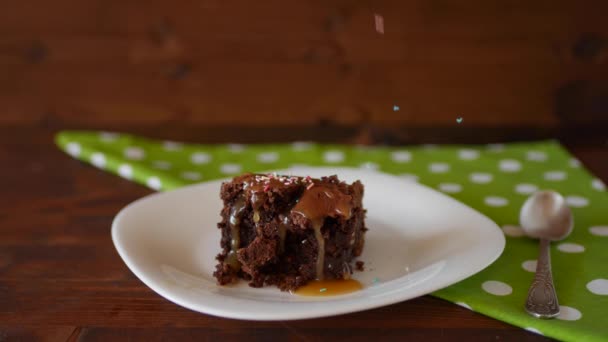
374, 14, 384, 34
393, 105, 399, 111
320, 288, 327, 292
456, 117, 463, 124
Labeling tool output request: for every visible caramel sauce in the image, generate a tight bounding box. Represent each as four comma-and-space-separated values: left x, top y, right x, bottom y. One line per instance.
294, 279, 363, 297
226, 197, 246, 270
292, 185, 353, 226
312, 222, 325, 279
292, 184, 353, 280
247, 177, 288, 210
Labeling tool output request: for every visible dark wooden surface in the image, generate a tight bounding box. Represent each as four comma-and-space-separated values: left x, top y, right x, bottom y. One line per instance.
1, 0, 608, 128
0, 124, 606, 342
2, 0, 608, 340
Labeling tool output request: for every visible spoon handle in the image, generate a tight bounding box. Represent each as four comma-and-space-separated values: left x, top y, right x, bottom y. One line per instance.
525, 238, 560, 318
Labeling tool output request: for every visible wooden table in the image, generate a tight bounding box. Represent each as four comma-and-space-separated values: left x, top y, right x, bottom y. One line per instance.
1, 124, 606, 341
2, 0, 607, 339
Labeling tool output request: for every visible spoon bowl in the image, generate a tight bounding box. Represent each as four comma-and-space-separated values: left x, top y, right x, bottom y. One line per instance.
520, 191, 573, 241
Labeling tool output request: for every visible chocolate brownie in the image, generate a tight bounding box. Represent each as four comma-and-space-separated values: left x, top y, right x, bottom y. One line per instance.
213, 173, 367, 291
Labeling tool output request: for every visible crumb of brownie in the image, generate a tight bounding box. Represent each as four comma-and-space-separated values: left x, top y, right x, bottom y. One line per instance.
355, 261, 365, 271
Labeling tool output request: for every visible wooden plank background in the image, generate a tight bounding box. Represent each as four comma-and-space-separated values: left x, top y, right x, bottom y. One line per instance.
1, 0, 607, 130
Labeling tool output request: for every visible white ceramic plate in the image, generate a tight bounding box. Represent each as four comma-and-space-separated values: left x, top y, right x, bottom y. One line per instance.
112, 167, 505, 320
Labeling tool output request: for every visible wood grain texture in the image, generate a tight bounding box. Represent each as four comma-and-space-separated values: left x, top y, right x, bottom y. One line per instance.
1, 0, 607, 127
1, 0, 607, 340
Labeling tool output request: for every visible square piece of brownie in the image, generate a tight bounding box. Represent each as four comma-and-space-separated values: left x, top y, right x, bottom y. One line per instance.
213, 173, 366, 291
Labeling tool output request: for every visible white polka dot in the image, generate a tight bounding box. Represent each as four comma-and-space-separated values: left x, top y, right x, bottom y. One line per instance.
482, 280, 512, 296
391, 150, 412, 163
557, 243, 585, 253
147, 177, 162, 191
486, 143, 505, 152
499, 159, 522, 172
360, 162, 379, 171
152, 160, 172, 170
124, 147, 145, 161
587, 279, 608, 295
163, 141, 183, 151
470, 172, 493, 184
565, 195, 589, 208
557, 306, 582, 321
257, 152, 279, 163
502, 225, 525, 237
526, 151, 547, 162
438, 183, 462, 193
514, 183, 538, 195
66, 142, 81, 157
220, 163, 241, 174
400, 174, 419, 182
227, 144, 245, 153
118, 164, 133, 179
429, 162, 450, 173
455, 302, 472, 310
99, 131, 119, 142
569, 158, 581, 168
292, 141, 312, 151
522, 260, 537, 272
181, 171, 202, 181
91, 153, 106, 168
544, 171, 567, 181
484, 196, 509, 207
324, 150, 344, 163
458, 149, 479, 161
592, 178, 606, 191
524, 327, 543, 335
590, 226, 608, 236
191, 152, 211, 164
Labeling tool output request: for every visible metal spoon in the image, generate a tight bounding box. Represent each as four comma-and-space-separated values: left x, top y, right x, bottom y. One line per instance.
519, 190, 573, 319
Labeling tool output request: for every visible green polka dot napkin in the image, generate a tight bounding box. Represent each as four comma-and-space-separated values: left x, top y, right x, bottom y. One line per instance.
56, 130, 608, 341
